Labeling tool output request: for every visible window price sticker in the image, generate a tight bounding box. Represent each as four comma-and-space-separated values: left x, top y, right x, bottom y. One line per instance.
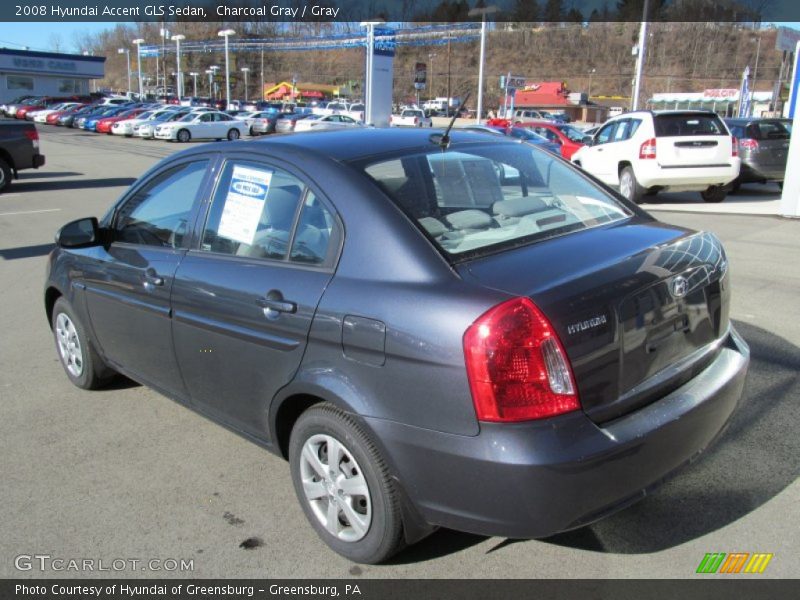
217, 165, 274, 245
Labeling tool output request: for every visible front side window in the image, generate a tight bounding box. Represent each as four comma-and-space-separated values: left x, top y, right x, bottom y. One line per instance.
356, 144, 632, 259
113, 160, 208, 248
201, 162, 335, 266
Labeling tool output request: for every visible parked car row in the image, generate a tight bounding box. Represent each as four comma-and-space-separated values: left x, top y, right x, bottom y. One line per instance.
21, 95, 367, 143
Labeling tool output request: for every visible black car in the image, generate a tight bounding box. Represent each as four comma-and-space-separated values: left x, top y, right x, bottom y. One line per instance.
45, 129, 749, 564
724, 118, 790, 191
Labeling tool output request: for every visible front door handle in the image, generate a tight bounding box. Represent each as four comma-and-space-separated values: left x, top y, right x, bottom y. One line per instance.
256, 290, 297, 316
143, 268, 164, 288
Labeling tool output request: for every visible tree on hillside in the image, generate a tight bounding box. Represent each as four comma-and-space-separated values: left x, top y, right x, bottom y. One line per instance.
511, 0, 539, 22
543, 0, 564, 22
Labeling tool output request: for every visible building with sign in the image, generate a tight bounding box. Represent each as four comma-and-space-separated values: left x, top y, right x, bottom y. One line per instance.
647, 89, 774, 117
504, 81, 609, 122
0, 48, 105, 104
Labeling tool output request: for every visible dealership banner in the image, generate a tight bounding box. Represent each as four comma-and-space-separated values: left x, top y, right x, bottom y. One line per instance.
4, 0, 800, 22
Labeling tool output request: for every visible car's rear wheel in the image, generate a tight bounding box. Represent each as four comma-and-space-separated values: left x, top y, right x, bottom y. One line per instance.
289, 403, 405, 564
52, 297, 114, 390
619, 166, 645, 204
0, 157, 12, 192
177, 129, 191, 143
227, 129, 240, 141
701, 185, 727, 203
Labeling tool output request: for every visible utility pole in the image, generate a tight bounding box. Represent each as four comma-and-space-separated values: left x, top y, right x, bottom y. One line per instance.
631, 0, 650, 111
446, 34, 452, 116
469, 5, 498, 124
428, 53, 436, 102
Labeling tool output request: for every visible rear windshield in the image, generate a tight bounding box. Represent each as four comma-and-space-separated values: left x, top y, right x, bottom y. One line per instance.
748, 121, 790, 140
654, 113, 727, 137
353, 143, 632, 260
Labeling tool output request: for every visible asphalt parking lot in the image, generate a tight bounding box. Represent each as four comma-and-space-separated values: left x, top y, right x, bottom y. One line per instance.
1, 125, 798, 579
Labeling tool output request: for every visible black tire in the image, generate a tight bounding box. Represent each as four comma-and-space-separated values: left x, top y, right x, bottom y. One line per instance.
701, 185, 727, 203
0, 157, 12, 192
289, 403, 406, 564
249, 126, 255, 136
227, 128, 240, 141
619, 166, 645, 204
778, 182, 783, 191
177, 129, 191, 143
51, 297, 115, 390
729, 180, 741, 195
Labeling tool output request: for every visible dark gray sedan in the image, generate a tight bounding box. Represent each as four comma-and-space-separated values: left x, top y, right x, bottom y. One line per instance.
45, 129, 749, 563
725, 118, 791, 191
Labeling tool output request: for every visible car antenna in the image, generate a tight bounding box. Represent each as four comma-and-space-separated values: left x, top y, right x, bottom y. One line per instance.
431, 92, 471, 150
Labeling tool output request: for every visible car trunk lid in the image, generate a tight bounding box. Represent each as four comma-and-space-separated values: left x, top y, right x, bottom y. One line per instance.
458, 219, 730, 424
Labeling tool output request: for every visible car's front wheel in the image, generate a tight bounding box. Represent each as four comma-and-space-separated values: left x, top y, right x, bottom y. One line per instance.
51, 297, 114, 390
701, 185, 727, 203
177, 129, 191, 143
227, 129, 240, 141
289, 403, 405, 564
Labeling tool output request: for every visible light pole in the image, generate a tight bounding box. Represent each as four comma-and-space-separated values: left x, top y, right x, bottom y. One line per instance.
132, 39, 144, 99
588, 68, 596, 98
118, 48, 131, 93
172, 34, 185, 99
751, 34, 762, 116
241, 67, 250, 102
206, 69, 214, 98
189, 72, 199, 97
428, 53, 437, 102
469, 5, 497, 123
218, 28, 236, 110
631, 0, 650, 111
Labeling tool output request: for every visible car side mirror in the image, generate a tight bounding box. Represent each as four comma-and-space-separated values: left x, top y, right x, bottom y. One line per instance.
582, 136, 594, 145
56, 217, 101, 248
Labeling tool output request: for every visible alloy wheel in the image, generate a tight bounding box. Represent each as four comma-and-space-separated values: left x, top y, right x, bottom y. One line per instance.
55, 313, 84, 378
299, 434, 372, 542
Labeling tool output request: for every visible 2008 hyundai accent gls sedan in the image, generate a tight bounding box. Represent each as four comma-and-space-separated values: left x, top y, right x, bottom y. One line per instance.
45, 128, 749, 564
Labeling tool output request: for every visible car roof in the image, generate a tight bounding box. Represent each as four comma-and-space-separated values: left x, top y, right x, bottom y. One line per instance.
170, 128, 519, 162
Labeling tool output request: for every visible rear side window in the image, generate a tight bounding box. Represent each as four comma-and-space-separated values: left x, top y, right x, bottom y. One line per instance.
356, 144, 632, 260
654, 113, 727, 136
200, 161, 337, 266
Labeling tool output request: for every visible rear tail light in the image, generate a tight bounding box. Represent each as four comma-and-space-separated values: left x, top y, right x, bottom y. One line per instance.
738, 138, 758, 151
24, 128, 39, 150
731, 136, 738, 157
639, 137, 657, 159
463, 297, 580, 422
414, 117, 419, 125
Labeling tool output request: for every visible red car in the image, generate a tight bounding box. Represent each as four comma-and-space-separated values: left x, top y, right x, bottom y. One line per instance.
517, 120, 589, 160
95, 108, 146, 134
486, 118, 588, 160
47, 105, 86, 125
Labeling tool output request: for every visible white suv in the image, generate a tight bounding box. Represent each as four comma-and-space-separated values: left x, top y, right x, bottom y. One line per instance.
571, 110, 740, 203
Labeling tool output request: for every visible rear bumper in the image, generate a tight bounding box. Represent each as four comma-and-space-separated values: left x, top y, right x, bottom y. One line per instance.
32, 154, 45, 169
369, 327, 749, 539
738, 162, 785, 182
637, 161, 740, 190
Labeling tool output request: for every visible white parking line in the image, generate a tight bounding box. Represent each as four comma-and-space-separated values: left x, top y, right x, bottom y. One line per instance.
0, 208, 61, 217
